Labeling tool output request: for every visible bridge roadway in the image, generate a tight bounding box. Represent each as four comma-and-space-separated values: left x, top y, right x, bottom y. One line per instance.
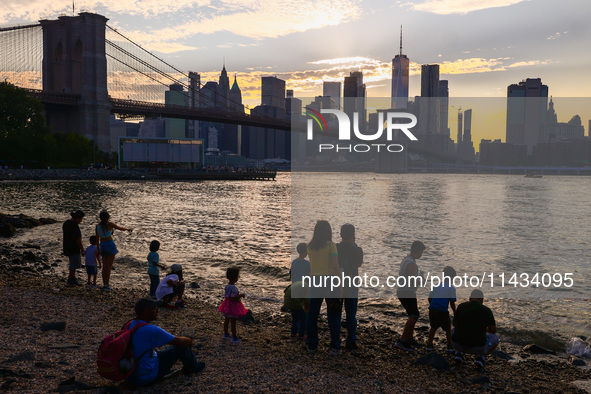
26, 89, 291, 131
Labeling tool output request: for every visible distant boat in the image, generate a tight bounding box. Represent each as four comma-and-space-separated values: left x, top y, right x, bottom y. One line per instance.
525, 172, 543, 178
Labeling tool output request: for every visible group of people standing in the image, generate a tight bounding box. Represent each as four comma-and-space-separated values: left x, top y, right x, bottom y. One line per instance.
288, 220, 364, 355
62, 209, 132, 290
288, 220, 499, 368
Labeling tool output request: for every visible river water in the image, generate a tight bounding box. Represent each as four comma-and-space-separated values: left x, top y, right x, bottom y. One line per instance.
0, 172, 589, 346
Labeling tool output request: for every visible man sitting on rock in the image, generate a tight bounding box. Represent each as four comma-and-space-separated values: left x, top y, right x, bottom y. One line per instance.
452, 289, 499, 368
126, 298, 205, 386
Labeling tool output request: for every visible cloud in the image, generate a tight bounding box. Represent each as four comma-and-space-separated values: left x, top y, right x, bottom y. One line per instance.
508, 60, 551, 68
309, 57, 380, 66
119, 0, 361, 52
547, 31, 568, 40
0, 0, 212, 23
439, 57, 509, 74
407, 0, 528, 15
147, 43, 200, 54
0, 0, 361, 45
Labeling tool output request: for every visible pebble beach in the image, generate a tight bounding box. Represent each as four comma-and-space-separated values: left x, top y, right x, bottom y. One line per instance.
1, 237, 590, 393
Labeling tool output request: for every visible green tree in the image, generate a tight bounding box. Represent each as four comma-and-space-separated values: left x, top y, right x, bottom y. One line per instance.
48, 133, 97, 168
0, 82, 49, 166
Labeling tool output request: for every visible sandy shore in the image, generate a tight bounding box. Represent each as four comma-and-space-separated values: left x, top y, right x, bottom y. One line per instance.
0, 241, 590, 393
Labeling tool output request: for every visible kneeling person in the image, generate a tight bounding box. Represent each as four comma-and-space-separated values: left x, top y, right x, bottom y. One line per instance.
452, 289, 499, 368
127, 298, 205, 386
156, 264, 186, 309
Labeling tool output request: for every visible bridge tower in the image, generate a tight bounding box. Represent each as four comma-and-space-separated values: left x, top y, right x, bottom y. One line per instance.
40, 13, 112, 152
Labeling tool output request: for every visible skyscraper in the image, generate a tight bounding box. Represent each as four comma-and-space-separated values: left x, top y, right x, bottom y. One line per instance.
438, 80, 449, 139
463, 109, 472, 146
344, 71, 366, 132
460, 109, 475, 162
456, 108, 463, 145
261, 76, 286, 110
323, 81, 341, 110
229, 75, 244, 113
164, 83, 188, 138
218, 64, 230, 109
420, 64, 439, 98
391, 26, 409, 109
286, 89, 302, 116
419, 64, 441, 134
188, 71, 200, 138
506, 78, 549, 155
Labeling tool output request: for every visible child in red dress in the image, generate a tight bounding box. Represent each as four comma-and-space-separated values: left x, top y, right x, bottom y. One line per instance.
218, 267, 248, 343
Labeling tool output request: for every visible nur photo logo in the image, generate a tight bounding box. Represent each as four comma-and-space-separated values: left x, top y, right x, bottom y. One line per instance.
306, 108, 419, 153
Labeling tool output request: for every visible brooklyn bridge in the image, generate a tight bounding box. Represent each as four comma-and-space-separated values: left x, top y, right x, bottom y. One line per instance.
0, 12, 455, 164
0, 12, 290, 154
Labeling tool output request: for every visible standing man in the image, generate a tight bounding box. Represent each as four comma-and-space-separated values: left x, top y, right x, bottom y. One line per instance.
126, 298, 205, 386
395, 240, 426, 351
337, 223, 363, 350
62, 210, 85, 286
452, 289, 499, 368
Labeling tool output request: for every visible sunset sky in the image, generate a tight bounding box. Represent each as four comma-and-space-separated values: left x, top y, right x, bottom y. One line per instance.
2, 0, 590, 141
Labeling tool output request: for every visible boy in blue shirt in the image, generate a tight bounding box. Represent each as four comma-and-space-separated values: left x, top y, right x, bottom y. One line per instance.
147, 240, 165, 299
426, 266, 457, 351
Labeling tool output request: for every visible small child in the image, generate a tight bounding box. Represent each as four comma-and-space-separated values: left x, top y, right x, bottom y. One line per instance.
426, 266, 457, 351
84, 236, 102, 288
147, 240, 165, 299
218, 267, 248, 344
288, 243, 310, 338
290, 243, 311, 283
284, 280, 308, 339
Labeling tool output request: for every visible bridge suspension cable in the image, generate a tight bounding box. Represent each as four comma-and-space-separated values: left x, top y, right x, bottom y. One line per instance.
105, 24, 249, 113
0, 24, 42, 90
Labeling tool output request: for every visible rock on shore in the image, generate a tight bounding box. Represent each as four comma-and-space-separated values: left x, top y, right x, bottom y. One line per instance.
0, 213, 57, 238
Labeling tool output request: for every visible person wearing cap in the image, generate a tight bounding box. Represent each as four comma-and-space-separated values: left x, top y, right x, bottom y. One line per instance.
62, 210, 85, 286
155, 264, 186, 309
451, 289, 499, 368
126, 298, 205, 386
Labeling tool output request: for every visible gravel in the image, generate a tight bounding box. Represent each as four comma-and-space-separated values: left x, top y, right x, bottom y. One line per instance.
0, 241, 589, 393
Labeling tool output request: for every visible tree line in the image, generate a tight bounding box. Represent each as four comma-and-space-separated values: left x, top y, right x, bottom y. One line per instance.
0, 82, 115, 168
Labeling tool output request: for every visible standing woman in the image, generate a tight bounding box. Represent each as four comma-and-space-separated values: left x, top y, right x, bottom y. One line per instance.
96, 211, 133, 290
306, 220, 343, 355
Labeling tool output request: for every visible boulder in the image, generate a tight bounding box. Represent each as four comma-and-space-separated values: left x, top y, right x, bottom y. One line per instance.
569, 356, 586, 366
5, 351, 35, 363
492, 350, 514, 360
23, 251, 37, 261
415, 352, 450, 371
0, 221, 16, 237
522, 344, 556, 354
0, 213, 57, 237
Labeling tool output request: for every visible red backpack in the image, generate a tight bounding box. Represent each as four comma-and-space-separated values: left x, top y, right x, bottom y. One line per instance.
97, 320, 149, 381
